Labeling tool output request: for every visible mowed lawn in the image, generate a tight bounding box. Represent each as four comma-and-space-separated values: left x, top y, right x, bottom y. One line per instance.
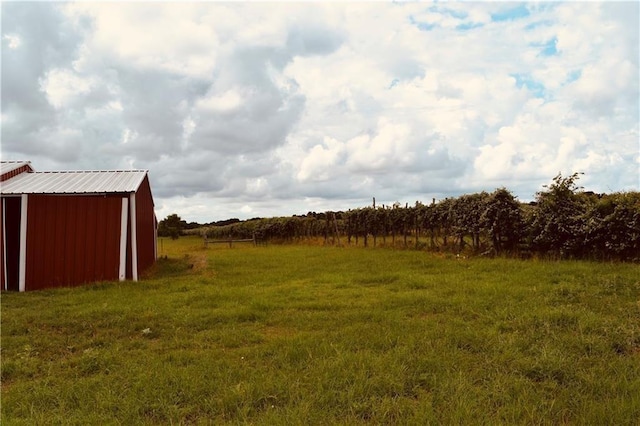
2, 237, 639, 425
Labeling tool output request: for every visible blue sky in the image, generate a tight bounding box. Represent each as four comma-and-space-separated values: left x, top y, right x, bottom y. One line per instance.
2, 1, 638, 222
490, 3, 530, 21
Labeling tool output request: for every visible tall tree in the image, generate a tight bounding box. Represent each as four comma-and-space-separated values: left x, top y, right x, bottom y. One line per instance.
481, 188, 522, 254
530, 173, 587, 258
158, 213, 185, 239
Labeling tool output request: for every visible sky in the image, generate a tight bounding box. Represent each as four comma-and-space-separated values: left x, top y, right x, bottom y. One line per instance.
2, 1, 639, 223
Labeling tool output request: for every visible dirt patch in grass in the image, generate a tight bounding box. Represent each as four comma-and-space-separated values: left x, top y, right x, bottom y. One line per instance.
191, 253, 207, 271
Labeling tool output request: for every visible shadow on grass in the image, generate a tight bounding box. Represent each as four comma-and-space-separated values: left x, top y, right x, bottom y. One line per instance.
141, 255, 196, 279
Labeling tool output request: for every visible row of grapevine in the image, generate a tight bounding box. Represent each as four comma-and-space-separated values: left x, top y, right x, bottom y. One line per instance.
193, 174, 639, 261
334, 188, 521, 254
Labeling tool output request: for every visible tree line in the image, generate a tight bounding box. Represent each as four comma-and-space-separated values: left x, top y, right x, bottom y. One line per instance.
176, 173, 639, 261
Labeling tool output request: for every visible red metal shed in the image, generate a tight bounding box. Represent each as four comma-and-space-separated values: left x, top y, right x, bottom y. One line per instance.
1, 164, 157, 291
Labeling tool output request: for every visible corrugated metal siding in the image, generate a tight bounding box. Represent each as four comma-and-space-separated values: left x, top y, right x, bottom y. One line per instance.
0, 162, 33, 182
24, 195, 124, 290
135, 175, 157, 275
1, 170, 147, 194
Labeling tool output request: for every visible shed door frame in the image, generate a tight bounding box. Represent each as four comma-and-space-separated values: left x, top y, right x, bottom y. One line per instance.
2, 197, 6, 290
119, 197, 129, 281
129, 193, 138, 281
19, 194, 28, 292
1, 195, 26, 292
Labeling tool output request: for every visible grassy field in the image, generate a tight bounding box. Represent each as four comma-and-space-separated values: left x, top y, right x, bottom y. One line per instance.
2, 236, 639, 425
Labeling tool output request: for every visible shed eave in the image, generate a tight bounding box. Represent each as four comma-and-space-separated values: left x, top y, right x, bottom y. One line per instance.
0, 170, 149, 195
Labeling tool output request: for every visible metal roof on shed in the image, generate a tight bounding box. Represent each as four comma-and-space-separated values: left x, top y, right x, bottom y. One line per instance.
0, 161, 32, 176
0, 170, 148, 194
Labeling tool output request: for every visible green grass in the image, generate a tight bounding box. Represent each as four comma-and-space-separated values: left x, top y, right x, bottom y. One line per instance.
2, 236, 639, 424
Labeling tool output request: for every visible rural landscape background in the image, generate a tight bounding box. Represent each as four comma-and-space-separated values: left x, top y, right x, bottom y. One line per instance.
167, 173, 640, 262
3, 171, 640, 424
2, 1, 639, 423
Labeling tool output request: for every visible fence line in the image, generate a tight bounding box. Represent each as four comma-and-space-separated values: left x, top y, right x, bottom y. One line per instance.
203, 235, 256, 248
